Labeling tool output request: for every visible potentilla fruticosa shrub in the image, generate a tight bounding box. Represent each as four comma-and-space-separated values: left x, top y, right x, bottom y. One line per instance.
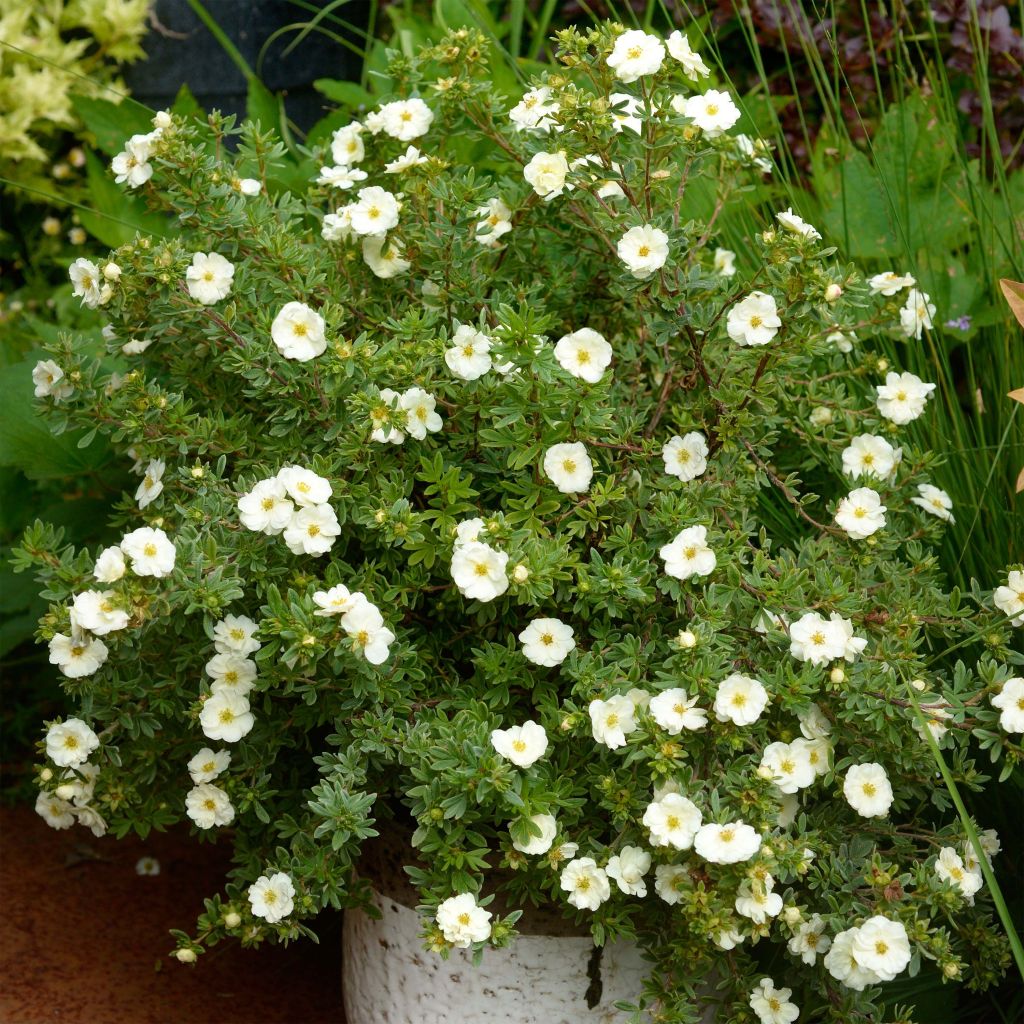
17, 22, 1024, 1023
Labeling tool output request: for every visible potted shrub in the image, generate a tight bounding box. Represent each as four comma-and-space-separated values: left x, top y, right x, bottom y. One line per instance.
20, 23, 1022, 1023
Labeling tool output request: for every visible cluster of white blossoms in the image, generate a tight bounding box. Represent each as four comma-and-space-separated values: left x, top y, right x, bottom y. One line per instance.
68, 255, 117, 309
110, 109, 171, 188
824, 916, 912, 990
47, 528, 176, 681
248, 871, 296, 924
36, 719, 107, 836
788, 611, 866, 665
238, 465, 340, 556
369, 386, 443, 444
313, 583, 395, 665
198, 613, 262, 745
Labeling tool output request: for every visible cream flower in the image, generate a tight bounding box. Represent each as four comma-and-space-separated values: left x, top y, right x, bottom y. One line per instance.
379, 98, 434, 141
843, 762, 894, 817
213, 615, 261, 655
519, 617, 575, 667
991, 677, 1024, 732
649, 688, 707, 734
841, 435, 901, 480
788, 611, 847, 665
511, 813, 557, 855
713, 673, 768, 726
661, 432, 708, 481
362, 235, 411, 279
313, 584, 364, 618
643, 792, 702, 849
48, 632, 108, 679
330, 123, 365, 165
36, 791, 76, 830
69, 258, 107, 308
135, 458, 165, 509
490, 720, 548, 768
475, 198, 513, 245
185, 252, 234, 305
349, 186, 401, 237
850, 916, 911, 981
911, 484, 954, 523
120, 526, 176, 577
384, 145, 428, 174
824, 927, 881, 991
185, 783, 235, 829
342, 600, 396, 665
523, 150, 569, 201
248, 872, 295, 923
238, 478, 295, 534
111, 132, 156, 188
283, 503, 341, 556
727, 291, 781, 346
509, 87, 559, 133
70, 590, 129, 635
749, 977, 799, 1024
589, 694, 637, 749
653, 863, 689, 905
543, 442, 594, 494
606, 30, 665, 83
32, 360, 73, 400
187, 747, 231, 784
436, 893, 492, 947
734, 878, 783, 923
400, 388, 443, 439
666, 31, 709, 79
45, 718, 100, 768
899, 288, 936, 339
659, 525, 715, 579
606, 845, 651, 896
835, 487, 887, 539
875, 371, 935, 424
713, 248, 736, 276
776, 207, 821, 239
199, 690, 255, 743
694, 821, 762, 864
445, 325, 493, 380
450, 541, 509, 601
994, 570, 1024, 625
935, 846, 983, 902
869, 271, 916, 295
560, 857, 611, 911
608, 93, 642, 134
553, 328, 612, 384
680, 89, 741, 134
788, 914, 831, 965
205, 653, 257, 696
271, 302, 327, 362
760, 741, 816, 794
617, 225, 669, 278
316, 164, 368, 189
277, 466, 332, 507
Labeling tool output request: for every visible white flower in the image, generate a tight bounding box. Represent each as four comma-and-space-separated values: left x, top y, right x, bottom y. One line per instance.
681, 89, 741, 134
120, 526, 176, 577
749, 978, 799, 1024
793, 736, 831, 777
238, 478, 295, 534
362, 235, 411, 278
398, 387, 443, 440
93, 546, 126, 584
491, 721, 548, 768
843, 762, 894, 817
589, 694, 637, 749
935, 847, 983, 902
994, 570, 1024, 625
313, 584, 363, 617
436, 893, 492, 947
48, 632, 108, 679
46, 718, 100, 768
714, 673, 769, 726
760, 741, 816, 794
330, 123, 365, 165
32, 360, 73, 400
666, 31, 709, 79
560, 858, 611, 911
876, 371, 935, 424
643, 792, 702, 849
206, 653, 257, 695
606, 846, 651, 896
185, 252, 234, 305
277, 466, 332, 507
450, 541, 509, 601
833, 613, 867, 661
283, 503, 341, 556
36, 790, 76, 829
715, 929, 746, 950
553, 328, 612, 384
384, 145, 428, 174
788, 914, 831, 965
475, 198, 513, 245
322, 208, 353, 243
841, 435, 901, 480
69, 258, 104, 308
453, 518, 485, 547
248, 872, 295, 923
524, 150, 569, 201
911, 484, 954, 523
661, 432, 708, 481
519, 618, 575, 667
606, 29, 665, 83
511, 813, 558, 855
316, 164, 368, 189
851, 916, 911, 981
617, 225, 669, 278
379, 98, 433, 141
213, 615, 261, 656
727, 291, 781, 346
991, 677, 1024, 732
71, 590, 129, 635
187, 747, 231, 784
659, 525, 715, 579
349, 186, 401, 236
776, 207, 821, 239
342, 600, 395, 665
713, 248, 736, 276
735, 878, 783, 923
111, 132, 155, 187
694, 821, 761, 864
236, 177, 261, 196
185, 783, 235, 829
824, 927, 881, 991
543, 442, 593, 494
869, 271, 916, 295
911, 704, 952, 743
200, 690, 255, 743
136, 856, 161, 876
271, 302, 327, 362
899, 288, 936, 339
607, 92, 642, 134
788, 611, 846, 665
835, 487, 887, 539
445, 325, 493, 380
649, 688, 707, 734
653, 864, 689, 905
135, 459, 166, 509
509, 87, 559, 133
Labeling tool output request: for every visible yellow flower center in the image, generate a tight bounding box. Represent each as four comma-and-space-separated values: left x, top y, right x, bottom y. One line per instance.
862, 782, 877, 797
606, 713, 619, 727
706, 103, 719, 115
512, 739, 527, 752
627, 46, 642, 59
219, 708, 235, 724
262, 497, 275, 510
293, 322, 308, 337
458, 912, 471, 925
144, 543, 157, 556
307, 524, 321, 537
637, 245, 650, 257
875, 940, 889, 955
204, 799, 216, 811
562, 459, 576, 473
749, 315, 762, 328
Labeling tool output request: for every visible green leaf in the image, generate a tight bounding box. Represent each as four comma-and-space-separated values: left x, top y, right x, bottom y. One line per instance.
70, 94, 155, 157
246, 76, 282, 136
313, 79, 373, 109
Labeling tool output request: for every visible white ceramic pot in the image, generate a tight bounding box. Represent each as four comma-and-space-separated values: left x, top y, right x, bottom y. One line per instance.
343, 888, 649, 1024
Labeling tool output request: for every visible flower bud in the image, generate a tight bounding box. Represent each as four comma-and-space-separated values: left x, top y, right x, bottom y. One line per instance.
68, 227, 87, 246
42, 217, 61, 237
783, 906, 802, 925
512, 564, 530, 584
153, 110, 173, 129
55, 784, 76, 801
829, 668, 845, 684
876, 358, 889, 372
224, 912, 242, 929
824, 283, 843, 303
676, 629, 697, 649
103, 263, 122, 281
942, 961, 960, 979
175, 948, 197, 963
40, 768, 53, 782
809, 407, 833, 427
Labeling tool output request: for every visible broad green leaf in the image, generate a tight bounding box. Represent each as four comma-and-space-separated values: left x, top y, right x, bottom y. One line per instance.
70, 94, 154, 156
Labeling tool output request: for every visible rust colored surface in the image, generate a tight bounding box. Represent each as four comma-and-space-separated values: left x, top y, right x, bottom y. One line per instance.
0, 805, 342, 1024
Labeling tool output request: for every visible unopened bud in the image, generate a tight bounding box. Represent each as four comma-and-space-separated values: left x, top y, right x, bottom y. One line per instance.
175, 948, 197, 963
824, 283, 843, 303
224, 912, 241, 929
103, 263, 122, 281
512, 564, 530, 584
829, 668, 845, 684
677, 629, 697, 649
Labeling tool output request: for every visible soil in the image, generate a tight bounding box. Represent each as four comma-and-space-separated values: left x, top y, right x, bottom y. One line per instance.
0, 805, 342, 1024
